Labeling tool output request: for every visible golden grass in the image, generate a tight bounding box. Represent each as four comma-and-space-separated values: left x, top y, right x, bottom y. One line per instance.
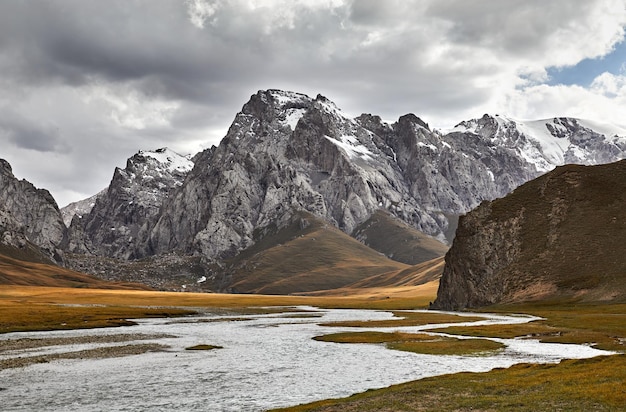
0, 252, 147, 290
313, 331, 504, 356
273, 355, 626, 412
0, 282, 438, 333
228, 216, 409, 294
429, 302, 626, 352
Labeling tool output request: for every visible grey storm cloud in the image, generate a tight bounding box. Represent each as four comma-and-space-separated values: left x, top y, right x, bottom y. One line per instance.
0, 112, 67, 153
0, 0, 625, 207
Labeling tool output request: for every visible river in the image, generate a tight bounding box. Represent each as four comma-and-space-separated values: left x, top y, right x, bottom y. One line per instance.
0, 307, 612, 411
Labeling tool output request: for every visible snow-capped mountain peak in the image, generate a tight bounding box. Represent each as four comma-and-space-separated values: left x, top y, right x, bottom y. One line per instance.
449, 114, 626, 172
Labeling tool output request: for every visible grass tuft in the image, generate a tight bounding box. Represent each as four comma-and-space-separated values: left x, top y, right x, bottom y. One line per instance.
185, 344, 223, 350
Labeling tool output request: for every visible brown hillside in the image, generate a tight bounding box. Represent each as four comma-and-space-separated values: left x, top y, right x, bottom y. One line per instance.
352, 210, 449, 264
227, 212, 409, 294
433, 160, 626, 310
345, 256, 444, 289
0, 251, 149, 290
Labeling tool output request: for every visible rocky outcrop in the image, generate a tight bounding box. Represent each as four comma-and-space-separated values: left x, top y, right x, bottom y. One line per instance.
432, 160, 626, 310
65, 148, 193, 259
0, 159, 66, 263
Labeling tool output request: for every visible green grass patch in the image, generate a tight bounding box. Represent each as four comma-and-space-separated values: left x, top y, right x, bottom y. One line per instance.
0, 301, 194, 333
314, 331, 504, 356
185, 344, 223, 350
272, 355, 626, 411
430, 302, 626, 352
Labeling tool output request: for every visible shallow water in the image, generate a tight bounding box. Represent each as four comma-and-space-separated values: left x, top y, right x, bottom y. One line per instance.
0, 307, 612, 411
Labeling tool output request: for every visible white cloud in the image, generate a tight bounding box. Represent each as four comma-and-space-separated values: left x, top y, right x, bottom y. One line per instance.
500, 72, 626, 129
186, 0, 221, 29
85, 83, 181, 130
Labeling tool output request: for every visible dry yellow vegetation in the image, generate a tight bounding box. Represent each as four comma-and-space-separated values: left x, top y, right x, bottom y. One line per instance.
0, 281, 438, 333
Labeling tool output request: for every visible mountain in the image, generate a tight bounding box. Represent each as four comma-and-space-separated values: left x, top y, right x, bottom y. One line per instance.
352, 210, 449, 265
432, 160, 626, 310
0, 159, 66, 264
64, 148, 194, 260
60, 189, 106, 226
450, 115, 626, 173
220, 211, 409, 294
139, 91, 448, 262
60, 89, 626, 293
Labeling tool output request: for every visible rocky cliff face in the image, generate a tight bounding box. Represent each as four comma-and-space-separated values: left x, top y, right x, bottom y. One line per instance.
432, 160, 626, 310
0, 159, 66, 263
65, 148, 193, 259
61, 189, 106, 226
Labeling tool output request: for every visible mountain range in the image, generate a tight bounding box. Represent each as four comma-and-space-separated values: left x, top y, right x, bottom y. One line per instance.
2, 89, 625, 294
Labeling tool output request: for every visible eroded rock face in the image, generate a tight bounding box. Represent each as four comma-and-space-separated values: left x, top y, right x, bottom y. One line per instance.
65, 148, 193, 260
432, 201, 524, 310
0, 159, 66, 263
432, 160, 626, 310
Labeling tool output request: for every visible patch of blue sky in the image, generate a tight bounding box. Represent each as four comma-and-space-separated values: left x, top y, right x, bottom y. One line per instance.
546, 40, 626, 86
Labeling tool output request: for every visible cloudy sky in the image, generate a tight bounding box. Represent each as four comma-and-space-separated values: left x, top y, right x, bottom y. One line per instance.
1, 0, 626, 207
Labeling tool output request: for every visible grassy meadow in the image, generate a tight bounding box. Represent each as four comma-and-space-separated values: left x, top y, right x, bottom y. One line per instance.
0, 282, 437, 333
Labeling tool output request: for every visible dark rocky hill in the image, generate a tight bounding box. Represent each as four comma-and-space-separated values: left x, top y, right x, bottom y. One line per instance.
432, 160, 626, 310
0, 159, 66, 264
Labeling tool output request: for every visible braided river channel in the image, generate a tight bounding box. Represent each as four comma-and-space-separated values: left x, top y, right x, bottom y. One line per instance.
0, 307, 612, 411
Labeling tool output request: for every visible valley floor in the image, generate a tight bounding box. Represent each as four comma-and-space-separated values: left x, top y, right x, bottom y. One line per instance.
1, 284, 625, 411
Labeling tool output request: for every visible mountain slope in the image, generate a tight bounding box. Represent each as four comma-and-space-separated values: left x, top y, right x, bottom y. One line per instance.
352, 210, 448, 265
224, 212, 409, 294
0, 252, 147, 289
432, 160, 626, 310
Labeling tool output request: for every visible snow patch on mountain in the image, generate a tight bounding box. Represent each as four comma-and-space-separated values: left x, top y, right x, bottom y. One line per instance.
140, 148, 194, 174
324, 134, 374, 160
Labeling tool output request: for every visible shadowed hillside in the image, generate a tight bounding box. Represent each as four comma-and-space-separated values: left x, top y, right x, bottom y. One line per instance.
0, 250, 148, 290
352, 210, 449, 265
433, 160, 626, 310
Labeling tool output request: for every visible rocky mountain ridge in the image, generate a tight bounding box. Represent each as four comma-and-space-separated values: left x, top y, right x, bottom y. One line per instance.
65, 148, 194, 260
4, 89, 626, 292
